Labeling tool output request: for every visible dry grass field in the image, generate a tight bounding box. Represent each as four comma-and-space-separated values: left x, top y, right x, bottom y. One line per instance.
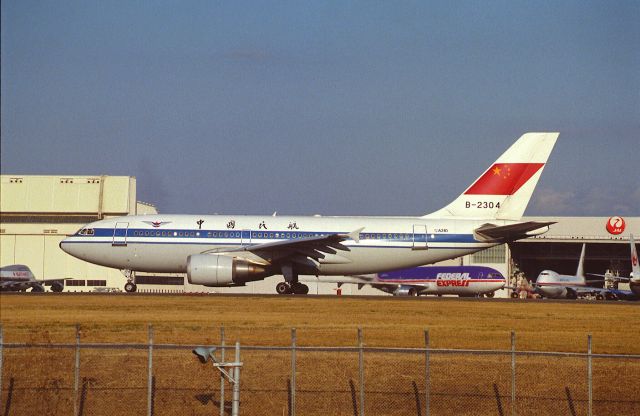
1, 294, 639, 415
0, 294, 638, 352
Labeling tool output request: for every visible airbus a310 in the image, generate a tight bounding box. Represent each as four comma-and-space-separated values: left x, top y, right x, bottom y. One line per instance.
60, 132, 558, 294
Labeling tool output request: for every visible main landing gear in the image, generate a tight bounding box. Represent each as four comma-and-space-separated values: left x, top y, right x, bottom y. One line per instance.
276, 281, 309, 295
122, 269, 137, 293
276, 263, 309, 295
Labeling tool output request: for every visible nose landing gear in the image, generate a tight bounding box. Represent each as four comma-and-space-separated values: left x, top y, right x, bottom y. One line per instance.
121, 269, 137, 293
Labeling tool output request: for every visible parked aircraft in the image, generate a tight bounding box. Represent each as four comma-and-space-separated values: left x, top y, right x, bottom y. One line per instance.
305, 266, 505, 297
534, 244, 610, 300
590, 234, 640, 300
60, 132, 558, 294
0, 265, 65, 292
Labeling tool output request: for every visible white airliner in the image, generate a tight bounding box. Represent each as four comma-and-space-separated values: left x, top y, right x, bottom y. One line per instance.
0, 265, 65, 292
534, 244, 608, 299
60, 132, 558, 294
590, 234, 640, 300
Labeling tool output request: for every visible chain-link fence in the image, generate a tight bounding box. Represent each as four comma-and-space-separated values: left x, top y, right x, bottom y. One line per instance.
1, 326, 639, 415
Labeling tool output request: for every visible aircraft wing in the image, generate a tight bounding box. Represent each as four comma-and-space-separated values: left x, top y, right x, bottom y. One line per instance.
474, 221, 556, 242
587, 273, 630, 282
536, 284, 608, 297
39, 278, 71, 284
606, 289, 639, 301
0, 280, 42, 291
206, 228, 364, 265
301, 274, 421, 295
0, 281, 24, 290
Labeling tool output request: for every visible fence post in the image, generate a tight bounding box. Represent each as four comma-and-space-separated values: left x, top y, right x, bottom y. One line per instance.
587, 334, 592, 416
424, 329, 430, 416
511, 330, 516, 416
220, 326, 225, 416
291, 328, 297, 416
358, 327, 365, 416
232, 342, 241, 416
147, 324, 153, 416
74, 324, 81, 416
0, 323, 3, 409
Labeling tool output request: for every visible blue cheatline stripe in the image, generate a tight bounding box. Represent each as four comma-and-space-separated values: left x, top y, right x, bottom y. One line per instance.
86, 228, 478, 243
61, 241, 485, 252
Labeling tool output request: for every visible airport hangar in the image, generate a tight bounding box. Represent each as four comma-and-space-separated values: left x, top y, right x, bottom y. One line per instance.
1, 174, 638, 296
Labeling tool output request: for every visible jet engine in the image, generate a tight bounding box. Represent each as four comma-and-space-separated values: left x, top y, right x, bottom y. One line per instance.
393, 285, 418, 296
187, 254, 268, 287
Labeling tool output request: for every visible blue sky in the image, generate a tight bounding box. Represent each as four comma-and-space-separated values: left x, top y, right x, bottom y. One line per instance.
2, 1, 638, 216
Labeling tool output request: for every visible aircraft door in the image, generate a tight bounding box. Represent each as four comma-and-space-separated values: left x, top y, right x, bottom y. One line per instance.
112, 222, 129, 246
412, 224, 428, 250
241, 230, 252, 246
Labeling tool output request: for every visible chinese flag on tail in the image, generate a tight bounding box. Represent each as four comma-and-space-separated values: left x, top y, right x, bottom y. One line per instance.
464, 163, 544, 195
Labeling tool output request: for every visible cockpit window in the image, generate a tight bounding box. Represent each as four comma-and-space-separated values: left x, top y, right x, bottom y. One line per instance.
76, 228, 95, 236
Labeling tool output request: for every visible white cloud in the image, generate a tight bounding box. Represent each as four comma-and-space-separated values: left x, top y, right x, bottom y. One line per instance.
531, 188, 576, 215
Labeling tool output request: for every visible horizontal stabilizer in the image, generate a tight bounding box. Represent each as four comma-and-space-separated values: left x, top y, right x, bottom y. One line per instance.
474, 221, 555, 242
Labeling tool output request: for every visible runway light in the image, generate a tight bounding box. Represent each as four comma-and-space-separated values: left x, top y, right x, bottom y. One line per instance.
193, 346, 216, 363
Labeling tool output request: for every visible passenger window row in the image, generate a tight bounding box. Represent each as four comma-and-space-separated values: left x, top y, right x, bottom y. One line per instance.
361, 233, 411, 240
127, 230, 413, 240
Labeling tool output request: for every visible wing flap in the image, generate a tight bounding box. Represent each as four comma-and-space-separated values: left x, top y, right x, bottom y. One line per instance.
474, 221, 555, 242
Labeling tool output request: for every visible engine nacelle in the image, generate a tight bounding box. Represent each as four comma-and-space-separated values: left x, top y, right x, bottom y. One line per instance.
187, 254, 268, 287
393, 285, 418, 296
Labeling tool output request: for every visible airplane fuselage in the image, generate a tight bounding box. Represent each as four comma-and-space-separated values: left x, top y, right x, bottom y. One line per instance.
0, 265, 41, 292
377, 265, 505, 296
61, 214, 506, 277
535, 271, 589, 298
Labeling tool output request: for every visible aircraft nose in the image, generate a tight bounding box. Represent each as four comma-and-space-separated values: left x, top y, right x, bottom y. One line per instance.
59, 239, 71, 254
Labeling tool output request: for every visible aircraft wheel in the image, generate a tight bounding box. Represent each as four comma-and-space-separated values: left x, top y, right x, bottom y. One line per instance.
124, 282, 137, 293
291, 283, 309, 295
485, 292, 495, 298
31, 285, 45, 293
595, 293, 604, 301
276, 282, 291, 295
407, 287, 417, 296
511, 292, 519, 299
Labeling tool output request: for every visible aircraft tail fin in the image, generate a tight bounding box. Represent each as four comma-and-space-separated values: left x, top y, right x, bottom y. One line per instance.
424, 132, 558, 220
631, 234, 639, 282
576, 244, 586, 280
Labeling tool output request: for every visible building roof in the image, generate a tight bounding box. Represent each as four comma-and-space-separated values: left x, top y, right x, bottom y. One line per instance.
522, 216, 639, 243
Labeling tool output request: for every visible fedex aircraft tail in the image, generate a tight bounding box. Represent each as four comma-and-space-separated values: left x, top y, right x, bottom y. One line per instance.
425, 132, 559, 220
